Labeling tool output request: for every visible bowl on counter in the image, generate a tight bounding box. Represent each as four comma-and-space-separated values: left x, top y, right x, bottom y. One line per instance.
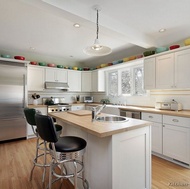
155, 47, 168, 53
184, 38, 190, 46
14, 56, 25, 60
143, 50, 155, 57
169, 45, 180, 50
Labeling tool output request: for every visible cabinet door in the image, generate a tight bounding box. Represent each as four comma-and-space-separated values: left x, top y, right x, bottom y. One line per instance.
175, 48, 190, 88
92, 70, 105, 92
68, 70, 81, 91
163, 124, 190, 164
45, 69, 55, 82
56, 69, 68, 82
156, 53, 174, 89
144, 57, 156, 89
120, 68, 131, 95
106, 70, 118, 96
28, 66, 45, 91
81, 71, 92, 92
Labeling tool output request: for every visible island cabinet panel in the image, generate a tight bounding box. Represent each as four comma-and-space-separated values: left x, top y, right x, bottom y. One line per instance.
112, 126, 151, 189
57, 120, 151, 189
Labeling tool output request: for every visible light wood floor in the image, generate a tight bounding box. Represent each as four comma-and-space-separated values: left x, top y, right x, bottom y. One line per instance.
1, 138, 190, 189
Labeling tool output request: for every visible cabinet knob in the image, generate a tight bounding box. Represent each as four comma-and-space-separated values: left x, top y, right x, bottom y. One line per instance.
148, 116, 153, 119
172, 119, 179, 122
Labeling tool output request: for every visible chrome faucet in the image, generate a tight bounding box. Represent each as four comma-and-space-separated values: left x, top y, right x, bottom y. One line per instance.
92, 104, 106, 121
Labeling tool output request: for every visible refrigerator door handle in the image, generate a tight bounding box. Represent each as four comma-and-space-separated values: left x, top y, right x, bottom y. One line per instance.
23, 74, 26, 108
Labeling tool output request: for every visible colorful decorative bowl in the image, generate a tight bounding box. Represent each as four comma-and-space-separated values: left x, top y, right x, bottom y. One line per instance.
1, 54, 11, 58
129, 56, 136, 60
123, 57, 130, 62
30, 61, 38, 65
47, 63, 56, 67
155, 47, 169, 53
143, 51, 155, 57
57, 65, 63, 68
136, 55, 143, 59
73, 66, 78, 70
78, 67, 83, 71
14, 56, 25, 60
184, 38, 190, 46
83, 67, 90, 71
38, 62, 46, 66
169, 45, 180, 50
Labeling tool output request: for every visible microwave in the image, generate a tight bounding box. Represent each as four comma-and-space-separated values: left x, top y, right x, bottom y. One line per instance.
84, 96, 93, 103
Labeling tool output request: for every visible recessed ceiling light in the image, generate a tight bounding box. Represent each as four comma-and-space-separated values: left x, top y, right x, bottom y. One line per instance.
159, 28, 166, 33
29, 47, 36, 50
73, 23, 80, 28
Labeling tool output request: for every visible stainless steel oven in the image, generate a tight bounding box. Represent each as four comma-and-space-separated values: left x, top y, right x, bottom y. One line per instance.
120, 109, 141, 119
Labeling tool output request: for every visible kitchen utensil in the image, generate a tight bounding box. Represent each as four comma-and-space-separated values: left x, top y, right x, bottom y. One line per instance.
14, 56, 25, 60
143, 50, 155, 57
184, 38, 190, 46
155, 47, 168, 53
169, 45, 180, 50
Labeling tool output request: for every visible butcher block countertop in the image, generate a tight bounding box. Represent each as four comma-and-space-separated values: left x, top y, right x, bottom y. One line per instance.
48, 110, 151, 138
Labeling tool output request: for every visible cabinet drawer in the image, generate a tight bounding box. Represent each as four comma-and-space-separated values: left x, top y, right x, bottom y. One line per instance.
142, 112, 162, 123
163, 115, 190, 128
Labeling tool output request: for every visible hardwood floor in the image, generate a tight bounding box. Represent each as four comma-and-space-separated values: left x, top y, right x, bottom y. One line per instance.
0, 138, 190, 189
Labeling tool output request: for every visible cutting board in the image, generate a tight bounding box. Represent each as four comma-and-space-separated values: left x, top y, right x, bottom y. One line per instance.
67, 110, 92, 116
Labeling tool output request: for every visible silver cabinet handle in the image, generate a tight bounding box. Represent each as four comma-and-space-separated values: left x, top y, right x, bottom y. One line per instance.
148, 116, 153, 119
172, 119, 179, 122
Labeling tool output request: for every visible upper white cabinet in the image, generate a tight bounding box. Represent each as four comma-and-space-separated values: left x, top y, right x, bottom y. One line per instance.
81, 71, 92, 92
174, 48, 190, 88
144, 47, 190, 90
68, 70, 81, 92
91, 70, 105, 92
28, 66, 45, 91
45, 68, 68, 82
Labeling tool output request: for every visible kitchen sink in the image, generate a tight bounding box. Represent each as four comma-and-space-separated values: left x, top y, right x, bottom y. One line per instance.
96, 116, 129, 122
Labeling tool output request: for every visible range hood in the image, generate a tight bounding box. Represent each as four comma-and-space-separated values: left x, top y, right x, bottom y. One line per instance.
45, 82, 69, 90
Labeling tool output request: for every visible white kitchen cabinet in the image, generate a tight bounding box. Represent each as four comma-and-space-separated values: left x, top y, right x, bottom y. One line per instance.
45, 68, 68, 82
28, 66, 45, 91
71, 104, 85, 111
81, 71, 92, 92
92, 70, 105, 92
156, 53, 174, 89
174, 48, 190, 88
142, 112, 163, 154
144, 47, 190, 90
68, 70, 81, 92
144, 57, 156, 89
163, 115, 190, 164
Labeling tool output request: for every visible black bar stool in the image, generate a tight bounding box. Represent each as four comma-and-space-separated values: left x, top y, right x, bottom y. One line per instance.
24, 107, 62, 183
35, 113, 89, 189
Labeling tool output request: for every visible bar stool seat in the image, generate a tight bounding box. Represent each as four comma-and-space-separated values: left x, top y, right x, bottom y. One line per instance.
35, 113, 89, 189
24, 107, 62, 183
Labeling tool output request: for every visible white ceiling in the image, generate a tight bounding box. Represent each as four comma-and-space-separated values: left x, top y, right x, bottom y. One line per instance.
0, 0, 190, 67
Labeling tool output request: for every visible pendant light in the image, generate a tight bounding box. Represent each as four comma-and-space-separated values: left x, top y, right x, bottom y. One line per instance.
83, 6, 112, 56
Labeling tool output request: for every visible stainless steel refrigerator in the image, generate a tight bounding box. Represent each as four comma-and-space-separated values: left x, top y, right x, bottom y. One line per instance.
0, 62, 27, 141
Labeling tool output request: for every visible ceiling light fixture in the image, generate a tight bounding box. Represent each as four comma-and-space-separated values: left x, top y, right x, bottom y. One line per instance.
159, 28, 166, 33
83, 5, 112, 56
73, 23, 80, 28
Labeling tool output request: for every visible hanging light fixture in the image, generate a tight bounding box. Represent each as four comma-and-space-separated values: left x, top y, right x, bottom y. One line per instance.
83, 6, 112, 56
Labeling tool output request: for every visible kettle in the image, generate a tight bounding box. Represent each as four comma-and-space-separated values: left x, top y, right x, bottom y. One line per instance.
45, 97, 54, 105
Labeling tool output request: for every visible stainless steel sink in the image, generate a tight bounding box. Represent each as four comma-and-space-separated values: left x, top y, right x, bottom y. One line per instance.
96, 116, 129, 122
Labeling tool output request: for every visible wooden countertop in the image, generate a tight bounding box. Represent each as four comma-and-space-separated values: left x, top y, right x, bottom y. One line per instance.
48, 111, 151, 138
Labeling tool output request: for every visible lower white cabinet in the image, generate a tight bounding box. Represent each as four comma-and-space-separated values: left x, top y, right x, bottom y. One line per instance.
142, 112, 190, 167
142, 112, 162, 154
163, 115, 190, 164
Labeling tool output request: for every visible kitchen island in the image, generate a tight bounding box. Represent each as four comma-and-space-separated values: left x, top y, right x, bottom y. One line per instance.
49, 110, 152, 189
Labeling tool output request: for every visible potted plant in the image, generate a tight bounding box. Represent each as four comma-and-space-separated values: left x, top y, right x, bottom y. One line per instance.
32, 93, 40, 105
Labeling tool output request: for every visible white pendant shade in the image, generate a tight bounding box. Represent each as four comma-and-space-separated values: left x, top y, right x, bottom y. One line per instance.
83, 6, 112, 56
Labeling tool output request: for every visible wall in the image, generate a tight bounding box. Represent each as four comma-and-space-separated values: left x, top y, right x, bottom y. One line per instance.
92, 90, 190, 110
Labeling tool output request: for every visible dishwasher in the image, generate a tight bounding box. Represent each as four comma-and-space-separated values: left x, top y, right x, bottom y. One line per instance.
120, 109, 141, 119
